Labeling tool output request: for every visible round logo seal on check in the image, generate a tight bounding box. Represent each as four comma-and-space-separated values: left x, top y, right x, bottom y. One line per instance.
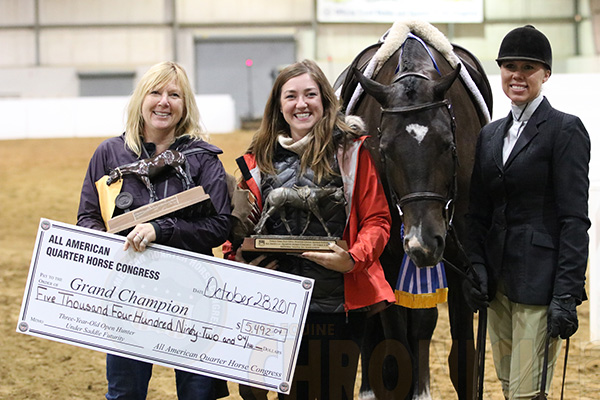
279, 382, 290, 393
302, 279, 313, 290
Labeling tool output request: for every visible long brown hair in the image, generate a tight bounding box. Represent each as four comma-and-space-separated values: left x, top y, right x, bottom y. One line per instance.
247, 59, 356, 182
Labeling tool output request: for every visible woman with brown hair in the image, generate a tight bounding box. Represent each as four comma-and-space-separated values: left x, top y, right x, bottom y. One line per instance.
226, 59, 395, 399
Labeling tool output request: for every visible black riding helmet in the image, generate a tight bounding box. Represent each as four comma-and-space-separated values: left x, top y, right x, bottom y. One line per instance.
496, 25, 552, 71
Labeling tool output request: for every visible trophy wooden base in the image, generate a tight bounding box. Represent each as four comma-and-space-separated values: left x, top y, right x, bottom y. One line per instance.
107, 186, 213, 233
241, 235, 348, 253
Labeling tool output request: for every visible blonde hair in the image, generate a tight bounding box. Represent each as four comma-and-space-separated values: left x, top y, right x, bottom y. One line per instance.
248, 59, 357, 182
124, 61, 206, 156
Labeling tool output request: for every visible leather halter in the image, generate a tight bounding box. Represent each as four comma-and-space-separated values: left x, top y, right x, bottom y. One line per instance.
377, 94, 458, 229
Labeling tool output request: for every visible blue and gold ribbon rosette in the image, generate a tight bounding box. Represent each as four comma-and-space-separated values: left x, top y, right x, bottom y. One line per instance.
394, 254, 448, 309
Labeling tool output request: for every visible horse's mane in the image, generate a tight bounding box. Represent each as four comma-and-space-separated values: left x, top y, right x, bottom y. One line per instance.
398, 40, 424, 75
346, 20, 490, 123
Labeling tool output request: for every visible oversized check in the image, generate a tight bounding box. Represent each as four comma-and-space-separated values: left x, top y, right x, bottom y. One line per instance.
17, 219, 313, 394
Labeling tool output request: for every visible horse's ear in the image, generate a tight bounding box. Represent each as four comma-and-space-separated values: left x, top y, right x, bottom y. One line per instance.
433, 63, 461, 99
353, 67, 391, 107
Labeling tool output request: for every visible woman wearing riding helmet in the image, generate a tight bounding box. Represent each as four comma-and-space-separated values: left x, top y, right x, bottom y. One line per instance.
464, 25, 590, 399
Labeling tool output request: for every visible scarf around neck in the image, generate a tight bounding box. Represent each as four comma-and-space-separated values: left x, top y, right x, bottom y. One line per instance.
277, 133, 313, 155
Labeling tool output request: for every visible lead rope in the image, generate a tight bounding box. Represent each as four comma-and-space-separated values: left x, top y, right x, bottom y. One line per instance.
441, 229, 486, 400
537, 336, 569, 400
537, 335, 551, 400
560, 337, 570, 400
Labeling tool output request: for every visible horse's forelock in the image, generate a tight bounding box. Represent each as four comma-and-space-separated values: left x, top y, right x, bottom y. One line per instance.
391, 76, 432, 105
401, 78, 419, 100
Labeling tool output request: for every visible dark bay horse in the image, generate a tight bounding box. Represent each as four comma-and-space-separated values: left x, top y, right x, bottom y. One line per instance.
335, 21, 492, 399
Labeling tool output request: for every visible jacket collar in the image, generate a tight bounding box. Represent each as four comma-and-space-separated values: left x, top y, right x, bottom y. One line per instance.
492, 97, 552, 169
142, 135, 191, 158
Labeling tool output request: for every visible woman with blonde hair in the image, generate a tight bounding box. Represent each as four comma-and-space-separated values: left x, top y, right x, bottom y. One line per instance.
77, 61, 231, 399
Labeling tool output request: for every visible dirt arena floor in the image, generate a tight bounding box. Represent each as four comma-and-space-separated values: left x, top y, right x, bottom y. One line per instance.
1, 132, 598, 399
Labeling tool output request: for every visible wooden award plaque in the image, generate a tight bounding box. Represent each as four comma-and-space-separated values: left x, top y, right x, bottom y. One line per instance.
241, 235, 348, 253
107, 186, 213, 233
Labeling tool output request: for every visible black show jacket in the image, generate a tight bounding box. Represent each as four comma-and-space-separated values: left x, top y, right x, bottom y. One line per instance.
466, 97, 590, 305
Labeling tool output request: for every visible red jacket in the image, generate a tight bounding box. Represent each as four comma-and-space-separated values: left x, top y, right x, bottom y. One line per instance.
225, 136, 394, 311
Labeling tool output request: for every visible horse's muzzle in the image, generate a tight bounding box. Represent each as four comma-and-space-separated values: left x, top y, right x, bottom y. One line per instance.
404, 233, 445, 268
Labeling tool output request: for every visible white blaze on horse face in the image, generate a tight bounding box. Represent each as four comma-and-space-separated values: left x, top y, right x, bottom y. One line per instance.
406, 123, 428, 144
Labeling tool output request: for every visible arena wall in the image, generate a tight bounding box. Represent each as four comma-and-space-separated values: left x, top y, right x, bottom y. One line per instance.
1, 0, 598, 99
0, 94, 235, 138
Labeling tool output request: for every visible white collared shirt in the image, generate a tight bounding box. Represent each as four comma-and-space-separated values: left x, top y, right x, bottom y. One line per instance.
502, 94, 544, 164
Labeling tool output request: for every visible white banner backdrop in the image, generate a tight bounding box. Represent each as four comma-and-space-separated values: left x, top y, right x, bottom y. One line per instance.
590, 184, 600, 341
0, 94, 235, 140
317, 0, 484, 23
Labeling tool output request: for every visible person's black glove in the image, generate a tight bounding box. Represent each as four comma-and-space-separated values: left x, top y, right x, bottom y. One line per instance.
462, 263, 488, 313
548, 295, 578, 339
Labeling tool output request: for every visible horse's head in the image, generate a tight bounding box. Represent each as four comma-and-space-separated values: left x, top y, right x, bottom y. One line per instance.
159, 149, 185, 166
106, 168, 121, 186
353, 63, 461, 267
326, 186, 346, 205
